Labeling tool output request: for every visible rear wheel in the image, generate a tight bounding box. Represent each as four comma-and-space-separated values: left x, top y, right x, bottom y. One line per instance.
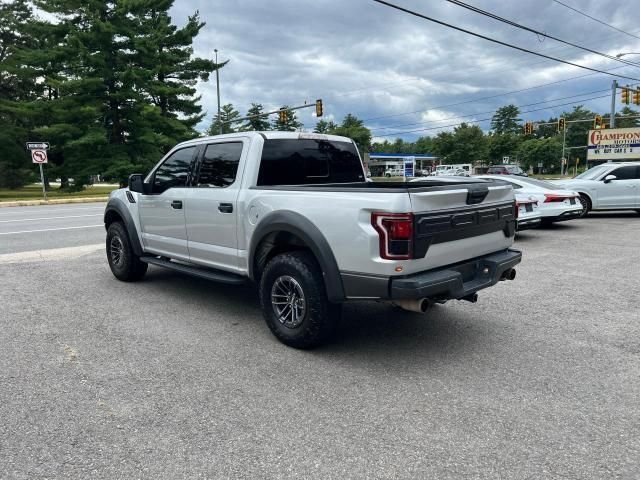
578, 194, 592, 217
259, 251, 340, 349
106, 221, 148, 281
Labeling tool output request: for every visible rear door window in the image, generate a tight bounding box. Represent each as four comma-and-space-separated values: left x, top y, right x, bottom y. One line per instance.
197, 142, 244, 187
257, 139, 364, 186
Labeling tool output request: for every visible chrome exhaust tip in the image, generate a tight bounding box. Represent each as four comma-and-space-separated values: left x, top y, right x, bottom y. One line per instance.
388, 298, 431, 313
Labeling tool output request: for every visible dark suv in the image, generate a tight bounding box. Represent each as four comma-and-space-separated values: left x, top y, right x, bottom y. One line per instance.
487, 165, 528, 176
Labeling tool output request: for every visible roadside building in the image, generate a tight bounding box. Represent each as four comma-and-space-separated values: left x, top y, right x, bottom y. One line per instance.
367, 153, 438, 177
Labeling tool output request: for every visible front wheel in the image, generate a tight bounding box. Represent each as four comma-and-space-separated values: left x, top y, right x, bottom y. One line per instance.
106, 221, 148, 281
259, 251, 340, 349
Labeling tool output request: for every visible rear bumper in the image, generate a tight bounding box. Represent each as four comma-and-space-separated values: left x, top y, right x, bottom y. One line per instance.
517, 217, 541, 230
544, 208, 582, 222
341, 249, 522, 301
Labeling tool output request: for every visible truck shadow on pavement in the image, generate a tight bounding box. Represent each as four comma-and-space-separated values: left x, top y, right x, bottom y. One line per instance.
585, 211, 639, 219
141, 267, 483, 357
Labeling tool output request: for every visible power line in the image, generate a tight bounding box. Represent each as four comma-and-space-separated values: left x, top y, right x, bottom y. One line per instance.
370, 0, 640, 82
334, 24, 640, 100
445, 0, 640, 68
369, 87, 615, 132
361, 65, 628, 123
552, 0, 640, 41
375, 93, 614, 137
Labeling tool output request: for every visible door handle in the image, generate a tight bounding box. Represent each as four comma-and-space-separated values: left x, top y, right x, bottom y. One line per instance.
171, 200, 183, 209
218, 203, 233, 213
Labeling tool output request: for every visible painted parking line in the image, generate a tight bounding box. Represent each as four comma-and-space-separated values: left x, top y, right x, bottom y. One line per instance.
0, 214, 103, 223
0, 243, 104, 264
0, 225, 104, 235
0, 206, 105, 216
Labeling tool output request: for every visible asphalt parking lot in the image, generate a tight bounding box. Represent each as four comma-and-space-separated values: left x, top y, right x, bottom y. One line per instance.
1, 206, 639, 479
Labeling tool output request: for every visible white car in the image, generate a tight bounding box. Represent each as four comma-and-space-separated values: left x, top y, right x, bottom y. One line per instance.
550, 162, 640, 216
476, 175, 583, 224
515, 193, 541, 231
439, 168, 470, 177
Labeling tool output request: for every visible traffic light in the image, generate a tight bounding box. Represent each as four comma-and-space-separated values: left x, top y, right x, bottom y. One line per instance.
593, 114, 602, 129
523, 122, 533, 135
558, 117, 566, 132
279, 108, 288, 123
634, 88, 640, 106
621, 86, 630, 105
315, 99, 323, 117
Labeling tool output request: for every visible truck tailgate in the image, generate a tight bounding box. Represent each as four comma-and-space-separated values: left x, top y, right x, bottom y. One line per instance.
406, 183, 516, 272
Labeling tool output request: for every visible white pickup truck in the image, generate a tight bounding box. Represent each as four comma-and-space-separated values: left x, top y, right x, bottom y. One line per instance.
104, 132, 521, 348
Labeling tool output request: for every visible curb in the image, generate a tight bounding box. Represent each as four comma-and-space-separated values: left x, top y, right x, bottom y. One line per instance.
0, 196, 109, 208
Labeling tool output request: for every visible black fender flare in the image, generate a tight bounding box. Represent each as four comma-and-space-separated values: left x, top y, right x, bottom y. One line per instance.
104, 197, 143, 256
248, 211, 345, 302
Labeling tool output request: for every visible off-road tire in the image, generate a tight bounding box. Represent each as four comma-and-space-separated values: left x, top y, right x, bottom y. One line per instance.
106, 221, 148, 282
259, 251, 340, 349
578, 194, 592, 218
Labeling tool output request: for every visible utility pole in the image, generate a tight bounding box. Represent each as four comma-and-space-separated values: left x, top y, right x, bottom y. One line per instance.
215, 49, 222, 135
561, 123, 567, 176
610, 79, 617, 129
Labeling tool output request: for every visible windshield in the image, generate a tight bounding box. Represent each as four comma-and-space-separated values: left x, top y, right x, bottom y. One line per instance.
574, 165, 609, 180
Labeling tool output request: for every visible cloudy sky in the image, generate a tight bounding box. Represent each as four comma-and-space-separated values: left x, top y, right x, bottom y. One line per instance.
169, 0, 640, 141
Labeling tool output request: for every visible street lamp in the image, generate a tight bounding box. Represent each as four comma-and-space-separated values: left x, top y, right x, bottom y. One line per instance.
214, 49, 222, 134
615, 52, 640, 58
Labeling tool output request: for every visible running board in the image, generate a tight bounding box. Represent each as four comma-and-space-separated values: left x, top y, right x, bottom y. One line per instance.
140, 256, 246, 285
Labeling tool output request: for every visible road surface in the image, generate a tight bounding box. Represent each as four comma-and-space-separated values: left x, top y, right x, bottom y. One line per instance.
1, 203, 639, 478
0, 202, 106, 255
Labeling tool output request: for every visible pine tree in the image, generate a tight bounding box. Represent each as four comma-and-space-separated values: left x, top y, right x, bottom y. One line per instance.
0, 0, 37, 188
242, 103, 271, 131
208, 104, 241, 135
331, 114, 371, 152
21, 0, 217, 186
272, 106, 302, 131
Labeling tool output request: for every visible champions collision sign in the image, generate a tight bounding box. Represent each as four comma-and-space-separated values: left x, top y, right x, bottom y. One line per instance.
587, 127, 640, 161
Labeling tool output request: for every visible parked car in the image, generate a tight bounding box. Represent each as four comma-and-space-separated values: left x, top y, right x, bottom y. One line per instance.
487, 165, 529, 177
439, 168, 470, 177
104, 132, 521, 348
550, 162, 640, 217
431, 164, 472, 176
514, 194, 541, 231
384, 166, 404, 177
476, 175, 582, 224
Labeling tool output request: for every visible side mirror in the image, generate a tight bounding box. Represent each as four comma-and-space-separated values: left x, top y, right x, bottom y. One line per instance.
603, 174, 617, 183
128, 174, 150, 194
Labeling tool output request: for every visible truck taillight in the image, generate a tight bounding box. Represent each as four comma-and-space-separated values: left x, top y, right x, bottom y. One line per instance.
371, 212, 413, 260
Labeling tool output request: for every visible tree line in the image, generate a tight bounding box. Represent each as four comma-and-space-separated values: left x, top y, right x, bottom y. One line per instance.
1, 0, 218, 189
372, 104, 640, 172
2, 1, 638, 190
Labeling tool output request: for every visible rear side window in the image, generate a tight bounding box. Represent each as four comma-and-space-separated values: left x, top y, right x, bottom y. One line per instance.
257, 139, 364, 186
153, 146, 196, 194
610, 166, 639, 180
197, 142, 243, 187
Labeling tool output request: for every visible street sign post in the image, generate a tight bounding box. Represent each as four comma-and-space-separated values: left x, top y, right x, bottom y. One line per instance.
26, 142, 49, 201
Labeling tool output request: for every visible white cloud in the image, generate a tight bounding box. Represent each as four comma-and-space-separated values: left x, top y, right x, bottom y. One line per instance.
170, 0, 640, 139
